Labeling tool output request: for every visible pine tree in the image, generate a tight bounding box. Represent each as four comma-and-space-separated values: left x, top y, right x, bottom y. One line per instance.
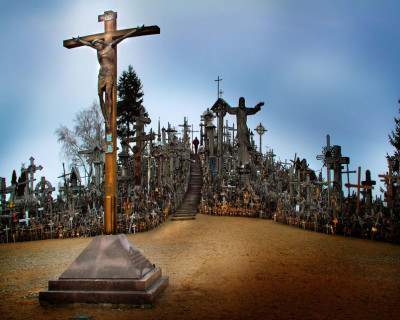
117, 65, 148, 139
11, 170, 17, 186
388, 100, 400, 173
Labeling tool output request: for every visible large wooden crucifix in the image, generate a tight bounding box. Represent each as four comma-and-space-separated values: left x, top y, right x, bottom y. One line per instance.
63, 10, 160, 234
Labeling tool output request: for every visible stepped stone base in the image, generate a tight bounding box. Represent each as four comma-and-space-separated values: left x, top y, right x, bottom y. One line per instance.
39, 234, 168, 305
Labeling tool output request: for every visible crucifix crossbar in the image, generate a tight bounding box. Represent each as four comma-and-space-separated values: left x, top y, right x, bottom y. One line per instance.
63, 26, 160, 49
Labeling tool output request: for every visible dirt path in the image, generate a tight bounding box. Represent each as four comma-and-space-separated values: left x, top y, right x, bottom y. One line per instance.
0, 214, 399, 320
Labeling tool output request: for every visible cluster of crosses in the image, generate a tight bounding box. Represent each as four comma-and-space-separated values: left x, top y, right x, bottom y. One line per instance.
1, 9, 399, 245
196, 91, 398, 240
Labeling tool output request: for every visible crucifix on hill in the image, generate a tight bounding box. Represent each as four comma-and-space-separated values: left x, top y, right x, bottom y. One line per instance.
64, 10, 160, 234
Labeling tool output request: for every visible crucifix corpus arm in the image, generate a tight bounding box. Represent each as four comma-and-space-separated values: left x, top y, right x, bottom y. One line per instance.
110, 25, 145, 47
72, 36, 96, 49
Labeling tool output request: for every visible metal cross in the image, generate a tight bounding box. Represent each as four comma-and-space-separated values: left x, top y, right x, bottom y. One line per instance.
214, 76, 223, 99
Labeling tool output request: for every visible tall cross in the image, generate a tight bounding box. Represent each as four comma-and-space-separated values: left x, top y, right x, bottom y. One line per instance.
189, 124, 200, 152
223, 120, 231, 145
255, 123, 266, 154
362, 169, 376, 205
21, 157, 43, 195
214, 76, 223, 99
378, 158, 399, 209
211, 98, 228, 173
199, 122, 205, 146
345, 166, 374, 215
342, 163, 356, 198
316, 135, 333, 205
230, 123, 237, 142
179, 117, 191, 149
63, 10, 160, 235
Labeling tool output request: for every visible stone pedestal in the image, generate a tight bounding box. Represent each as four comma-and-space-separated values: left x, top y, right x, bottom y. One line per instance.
39, 234, 168, 305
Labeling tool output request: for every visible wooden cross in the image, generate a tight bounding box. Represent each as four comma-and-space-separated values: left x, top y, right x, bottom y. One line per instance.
179, 117, 191, 148
63, 10, 160, 234
378, 159, 399, 208
342, 163, 356, 198
123, 131, 155, 185
345, 166, 374, 215
189, 124, 200, 152
199, 122, 205, 146
361, 169, 376, 204
230, 123, 237, 141
21, 157, 43, 194
165, 123, 177, 144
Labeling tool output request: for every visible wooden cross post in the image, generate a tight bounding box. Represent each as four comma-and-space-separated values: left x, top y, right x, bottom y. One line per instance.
63, 10, 160, 234
190, 124, 200, 152
342, 163, 356, 198
179, 117, 191, 150
378, 159, 399, 209
345, 166, 374, 215
214, 76, 223, 99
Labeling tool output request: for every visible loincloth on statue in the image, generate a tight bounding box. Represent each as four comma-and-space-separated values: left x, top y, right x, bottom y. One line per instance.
98, 74, 114, 90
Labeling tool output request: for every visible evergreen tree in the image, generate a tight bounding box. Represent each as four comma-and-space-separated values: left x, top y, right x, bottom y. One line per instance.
11, 170, 17, 186
117, 65, 148, 139
388, 100, 400, 173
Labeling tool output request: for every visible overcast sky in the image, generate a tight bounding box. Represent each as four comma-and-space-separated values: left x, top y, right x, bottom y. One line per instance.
0, 0, 399, 197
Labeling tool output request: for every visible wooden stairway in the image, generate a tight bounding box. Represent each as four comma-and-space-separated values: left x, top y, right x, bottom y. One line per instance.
171, 154, 202, 221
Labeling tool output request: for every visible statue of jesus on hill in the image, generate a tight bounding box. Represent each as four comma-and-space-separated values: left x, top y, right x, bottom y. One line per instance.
226, 97, 264, 165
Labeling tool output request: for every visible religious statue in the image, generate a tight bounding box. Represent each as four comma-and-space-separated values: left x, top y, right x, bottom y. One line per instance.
72, 26, 144, 130
225, 97, 264, 165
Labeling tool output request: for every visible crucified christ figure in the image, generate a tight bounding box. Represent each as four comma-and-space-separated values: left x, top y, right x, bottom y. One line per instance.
73, 26, 144, 130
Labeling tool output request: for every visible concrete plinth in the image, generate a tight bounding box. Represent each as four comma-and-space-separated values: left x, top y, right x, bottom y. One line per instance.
39, 234, 168, 305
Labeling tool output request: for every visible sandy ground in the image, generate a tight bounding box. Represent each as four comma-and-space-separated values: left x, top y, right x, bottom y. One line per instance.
0, 214, 399, 320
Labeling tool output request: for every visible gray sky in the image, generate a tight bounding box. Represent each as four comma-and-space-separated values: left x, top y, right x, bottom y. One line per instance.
0, 0, 399, 197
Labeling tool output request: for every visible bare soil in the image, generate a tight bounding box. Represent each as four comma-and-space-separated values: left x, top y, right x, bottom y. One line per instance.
0, 214, 399, 320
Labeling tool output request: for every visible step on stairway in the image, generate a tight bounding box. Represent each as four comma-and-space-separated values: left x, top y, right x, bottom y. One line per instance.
172, 154, 202, 221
